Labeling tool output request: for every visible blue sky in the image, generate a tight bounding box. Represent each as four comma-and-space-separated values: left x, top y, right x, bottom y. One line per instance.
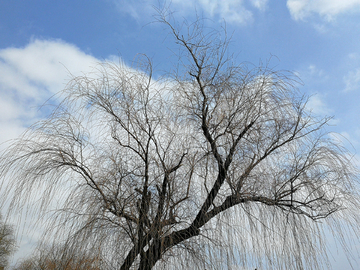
1, 0, 360, 268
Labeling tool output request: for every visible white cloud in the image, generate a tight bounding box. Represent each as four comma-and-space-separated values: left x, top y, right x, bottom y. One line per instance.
306, 94, 332, 117
344, 68, 360, 92
0, 39, 97, 95
287, 0, 360, 21
0, 39, 98, 147
308, 64, 325, 77
203, 0, 253, 24
114, 0, 268, 24
251, 0, 268, 11
348, 52, 360, 61
297, 64, 329, 86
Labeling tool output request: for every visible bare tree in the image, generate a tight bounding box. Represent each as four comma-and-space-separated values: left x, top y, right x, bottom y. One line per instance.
13, 242, 103, 270
0, 214, 16, 269
1, 16, 360, 270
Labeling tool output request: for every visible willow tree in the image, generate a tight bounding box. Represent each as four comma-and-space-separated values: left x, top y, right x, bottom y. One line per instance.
0, 215, 16, 269
1, 16, 360, 270
13, 243, 103, 270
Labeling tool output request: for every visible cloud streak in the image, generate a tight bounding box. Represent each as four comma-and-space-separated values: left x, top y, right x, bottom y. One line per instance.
287, 0, 360, 21
113, 0, 268, 24
344, 68, 360, 92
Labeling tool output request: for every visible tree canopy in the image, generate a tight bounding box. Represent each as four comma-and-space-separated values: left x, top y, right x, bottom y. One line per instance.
0, 214, 16, 269
13, 243, 102, 270
1, 15, 360, 270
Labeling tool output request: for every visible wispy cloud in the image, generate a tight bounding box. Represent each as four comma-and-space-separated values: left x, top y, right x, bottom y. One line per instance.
308, 64, 326, 78
113, 0, 268, 25
287, 0, 360, 21
344, 68, 360, 92
306, 94, 332, 116
251, 0, 268, 11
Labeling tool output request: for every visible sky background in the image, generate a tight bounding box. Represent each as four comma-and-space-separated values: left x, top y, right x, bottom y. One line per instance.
1, 0, 360, 268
